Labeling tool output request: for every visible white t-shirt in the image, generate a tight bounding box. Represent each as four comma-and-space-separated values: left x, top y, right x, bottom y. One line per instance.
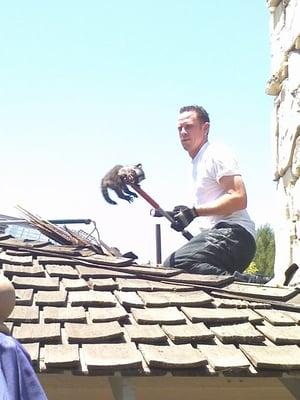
191, 141, 256, 238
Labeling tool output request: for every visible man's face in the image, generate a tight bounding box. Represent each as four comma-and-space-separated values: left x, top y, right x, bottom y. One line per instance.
177, 111, 209, 158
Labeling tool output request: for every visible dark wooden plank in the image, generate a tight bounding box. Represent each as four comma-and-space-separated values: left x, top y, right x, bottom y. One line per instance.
125, 324, 167, 344
44, 344, 80, 368
139, 344, 207, 369
65, 322, 123, 343
223, 283, 297, 301
12, 276, 59, 290
255, 309, 296, 326
240, 344, 300, 369
89, 278, 118, 291
45, 264, 79, 278
256, 324, 300, 344
88, 306, 129, 323
210, 322, 265, 344
15, 289, 33, 305
5, 249, 32, 256
3, 264, 45, 277
122, 265, 181, 277
68, 291, 116, 307
198, 344, 251, 370
76, 265, 132, 279
13, 323, 61, 343
162, 323, 214, 344
131, 307, 186, 325
138, 291, 213, 308
114, 291, 144, 308
6, 306, 39, 323
116, 278, 195, 292
166, 273, 234, 287
61, 278, 89, 291
78, 254, 133, 267
35, 290, 67, 306
181, 307, 249, 324
82, 343, 143, 369
23, 343, 39, 365
43, 306, 86, 323
38, 256, 78, 265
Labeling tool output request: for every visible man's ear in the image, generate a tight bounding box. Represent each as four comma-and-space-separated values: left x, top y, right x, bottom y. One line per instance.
203, 122, 210, 136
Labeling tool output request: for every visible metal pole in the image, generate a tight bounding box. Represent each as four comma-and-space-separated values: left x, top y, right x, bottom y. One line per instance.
155, 223, 162, 265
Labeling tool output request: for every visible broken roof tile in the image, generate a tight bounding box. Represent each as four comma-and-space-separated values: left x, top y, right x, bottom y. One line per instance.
82, 343, 143, 370
210, 322, 265, 344
167, 273, 233, 287
181, 307, 249, 324
3, 264, 45, 278
45, 264, 79, 278
236, 309, 264, 324
131, 307, 186, 325
44, 344, 80, 368
116, 278, 194, 292
88, 306, 129, 323
125, 324, 167, 344
35, 290, 67, 306
23, 343, 39, 365
162, 323, 214, 344
6, 305, 39, 323
281, 310, 300, 323
89, 278, 118, 291
76, 265, 132, 279
114, 291, 144, 308
139, 344, 207, 369
240, 344, 300, 370
65, 321, 123, 343
13, 323, 61, 343
12, 276, 59, 291
256, 324, 300, 344
78, 254, 133, 266
122, 265, 181, 277
138, 291, 213, 308
38, 256, 78, 265
224, 283, 297, 301
15, 289, 34, 306
198, 344, 251, 371
213, 298, 248, 308
68, 291, 116, 307
255, 309, 296, 326
43, 306, 86, 323
0, 252, 33, 265
61, 278, 89, 291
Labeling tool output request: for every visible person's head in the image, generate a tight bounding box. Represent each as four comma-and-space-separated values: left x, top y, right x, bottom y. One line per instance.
177, 105, 210, 158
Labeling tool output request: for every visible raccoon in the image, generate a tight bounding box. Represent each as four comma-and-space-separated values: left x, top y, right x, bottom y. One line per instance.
101, 164, 138, 205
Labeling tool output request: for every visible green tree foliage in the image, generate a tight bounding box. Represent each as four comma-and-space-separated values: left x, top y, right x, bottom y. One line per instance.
252, 224, 275, 277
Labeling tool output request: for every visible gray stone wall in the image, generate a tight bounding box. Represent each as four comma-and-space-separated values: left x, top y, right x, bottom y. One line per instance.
266, 0, 300, 282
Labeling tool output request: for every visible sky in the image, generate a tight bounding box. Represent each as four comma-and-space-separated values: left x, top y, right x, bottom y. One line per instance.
0, 1, 277, 263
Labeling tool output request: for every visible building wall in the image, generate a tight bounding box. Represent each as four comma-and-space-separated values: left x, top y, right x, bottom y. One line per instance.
266, 0, 300, 282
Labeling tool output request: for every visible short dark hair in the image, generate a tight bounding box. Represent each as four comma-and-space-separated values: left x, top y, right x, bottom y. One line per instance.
179, 105, 210, 124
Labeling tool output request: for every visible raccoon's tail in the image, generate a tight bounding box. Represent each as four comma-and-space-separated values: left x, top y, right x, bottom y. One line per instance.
101, 184, 117, 205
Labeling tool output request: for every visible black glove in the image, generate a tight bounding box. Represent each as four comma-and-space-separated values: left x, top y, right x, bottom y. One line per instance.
171, 206, 198, 232
150, 205, 186, 219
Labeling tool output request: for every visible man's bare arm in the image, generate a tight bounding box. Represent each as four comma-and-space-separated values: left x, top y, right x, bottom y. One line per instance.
195, 175, 247, 217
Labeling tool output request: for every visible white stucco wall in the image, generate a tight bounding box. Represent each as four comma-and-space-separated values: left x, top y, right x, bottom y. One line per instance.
266, 0, 300, 283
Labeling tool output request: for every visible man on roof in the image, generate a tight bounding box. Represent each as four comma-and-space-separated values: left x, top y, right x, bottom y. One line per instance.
163, 105, 269, 284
